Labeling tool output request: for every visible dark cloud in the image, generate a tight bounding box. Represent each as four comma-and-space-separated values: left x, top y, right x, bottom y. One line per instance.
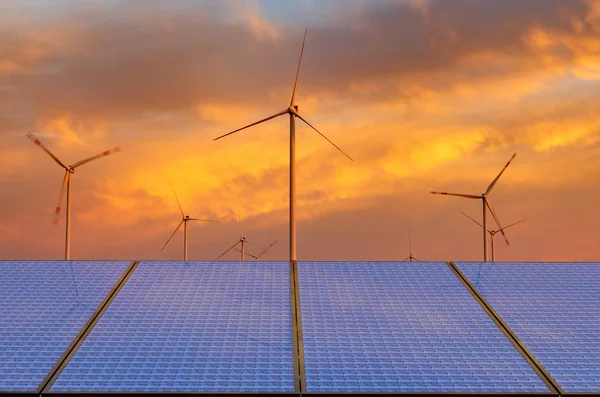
0, 0, 596, 131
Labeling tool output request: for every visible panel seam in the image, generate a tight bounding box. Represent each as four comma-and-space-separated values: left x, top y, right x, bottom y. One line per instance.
36, 260, 140, 394
446, 261, 564, 396
290, 260, 306, 394
294, 261, 306, 393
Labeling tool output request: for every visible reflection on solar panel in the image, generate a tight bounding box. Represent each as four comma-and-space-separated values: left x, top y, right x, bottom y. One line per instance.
51, 261, 294, 392
298, 262, 549, 393
0, 261, 130, 392
457, 262, 600, 393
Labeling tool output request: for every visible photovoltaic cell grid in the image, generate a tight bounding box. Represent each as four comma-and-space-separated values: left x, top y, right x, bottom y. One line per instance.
0, 261, 130, 392
457, 262, 600, 393
51, 261, 295, 392
298, 262, 549, 393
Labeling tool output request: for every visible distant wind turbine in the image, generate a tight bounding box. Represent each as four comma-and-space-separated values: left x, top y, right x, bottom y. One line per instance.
403, 228, 420, 262
239, 240, 278, 261
461, 211, 529, 262
26, 131, 121, 260
431, 153, 517, 262
217, 214, 262, 261
161, 189, 217, 261
213, 28, 353, 263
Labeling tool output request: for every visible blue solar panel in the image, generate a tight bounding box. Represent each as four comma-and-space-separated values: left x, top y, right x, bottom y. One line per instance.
298, 262, 549, 393
0, 261, 130, 392
51, 261, 294, 392
457, 262, 600, 393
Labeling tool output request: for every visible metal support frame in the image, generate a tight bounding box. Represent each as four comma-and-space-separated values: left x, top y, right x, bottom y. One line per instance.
289, 260, 305, 393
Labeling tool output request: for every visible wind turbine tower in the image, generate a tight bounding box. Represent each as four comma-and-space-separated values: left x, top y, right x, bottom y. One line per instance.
403, 228, 420, 262
161, 189, 217, 261
461, 211, 529, 262
213, 29, 353, 264
431, 153, 517, 261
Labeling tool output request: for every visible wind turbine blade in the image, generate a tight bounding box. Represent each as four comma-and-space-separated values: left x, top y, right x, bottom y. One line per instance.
498, 217, 529, 232
296, 114, 353, 161
217, 240, 241, 260
235, 248, 259, 260
213, 110, 287, 141
188, 218, 218, 222
71, 146, 121, 168
485, 199, 510, 246
485, 153, 517, 195
290, 27, 308, 106
26, 131, 67, 169
173, 189, 184, 218
412, 256, 421, 261
258, 240, 277, 257
52, 171, 70, 225
244, 239, 263, 250
160, 219, 184, 251
460, 211, 484, 228
430, 191, 481, 199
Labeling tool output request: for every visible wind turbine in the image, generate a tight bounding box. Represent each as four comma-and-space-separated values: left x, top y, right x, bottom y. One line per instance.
239, 240, 278, 261
431, 153, 517, 262
403, 228, 420, 262
213, 28, 353, 264
461, 211, 529, 262
217, 215, 261, 261
26, 131, 121, 260
161, 189, 217, 261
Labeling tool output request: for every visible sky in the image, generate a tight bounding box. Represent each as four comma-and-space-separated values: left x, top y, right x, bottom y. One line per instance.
1, 0, 600, 262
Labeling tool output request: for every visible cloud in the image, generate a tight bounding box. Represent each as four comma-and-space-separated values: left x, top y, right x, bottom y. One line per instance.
2, 0, 598, 127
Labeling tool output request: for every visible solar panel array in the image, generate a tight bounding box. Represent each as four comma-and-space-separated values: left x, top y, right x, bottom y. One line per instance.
51, 262, 295, 393
0, 260, 598, 394
298, 262, 548, 393
457, 262, 600, 393
0, 261, 130, 392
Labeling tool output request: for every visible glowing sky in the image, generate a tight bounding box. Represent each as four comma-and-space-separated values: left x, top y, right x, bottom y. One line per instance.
2, 0, 600, 261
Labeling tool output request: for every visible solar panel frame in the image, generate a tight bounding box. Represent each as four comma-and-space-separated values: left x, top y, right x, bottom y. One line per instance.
289, 261, 306, 393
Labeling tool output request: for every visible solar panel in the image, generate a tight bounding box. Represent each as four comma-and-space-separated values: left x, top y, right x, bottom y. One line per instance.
297, 262, 549, 393
0, 260, 131, 392
457, 262, 600, 393
51, 261, 295, 393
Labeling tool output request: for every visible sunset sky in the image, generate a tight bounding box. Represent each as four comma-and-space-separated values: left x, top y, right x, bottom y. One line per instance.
2, 0, 600, 262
